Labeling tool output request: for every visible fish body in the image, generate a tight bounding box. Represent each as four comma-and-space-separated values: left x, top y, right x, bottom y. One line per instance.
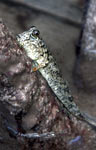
16, 26, 96, 126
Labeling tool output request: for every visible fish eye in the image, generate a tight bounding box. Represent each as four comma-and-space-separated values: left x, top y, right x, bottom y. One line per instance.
32, 29, 40, 36
30, 29, 40, 39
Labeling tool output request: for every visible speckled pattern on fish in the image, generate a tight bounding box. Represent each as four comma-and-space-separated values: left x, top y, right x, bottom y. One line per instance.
16, 26, 96, 126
